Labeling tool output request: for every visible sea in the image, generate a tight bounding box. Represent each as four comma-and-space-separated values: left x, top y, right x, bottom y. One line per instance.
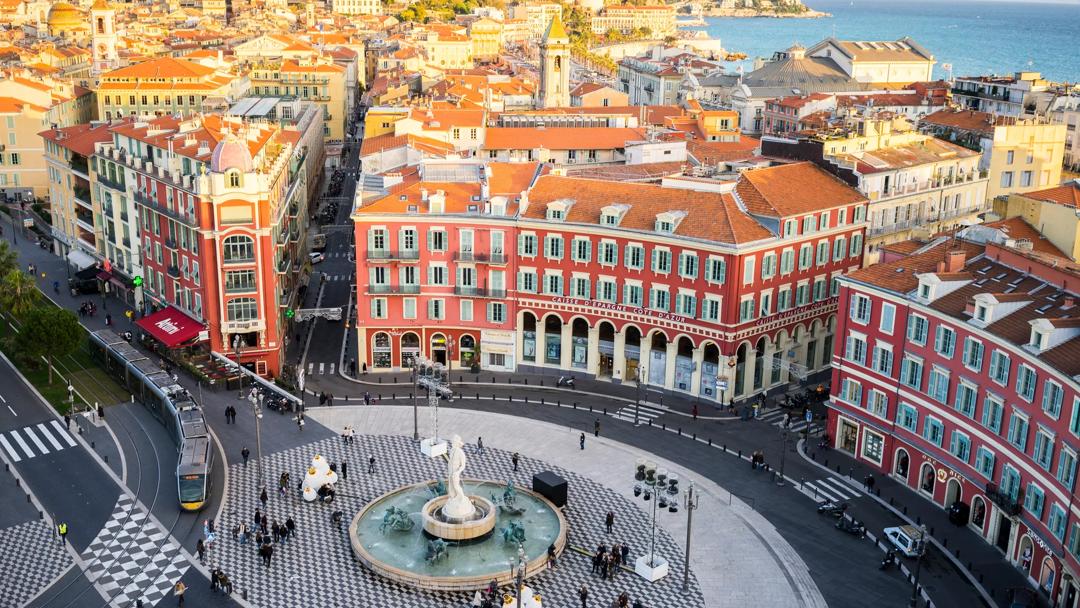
697, 0, 1080, 82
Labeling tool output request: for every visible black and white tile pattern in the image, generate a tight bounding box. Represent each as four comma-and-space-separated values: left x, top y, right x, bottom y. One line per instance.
214, 435, 704, 607
0, 520, 72, 607
81, 494, 189, 608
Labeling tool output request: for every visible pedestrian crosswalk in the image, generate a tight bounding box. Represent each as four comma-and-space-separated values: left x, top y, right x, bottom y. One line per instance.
803, 476, 863, 503
611, 403, 665, 423
306, 362, 338, 375
0, 420, 76, 462
757, 407, 817, 433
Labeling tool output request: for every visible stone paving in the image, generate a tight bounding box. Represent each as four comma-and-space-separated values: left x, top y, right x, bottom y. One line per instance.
0, 519, 72, 607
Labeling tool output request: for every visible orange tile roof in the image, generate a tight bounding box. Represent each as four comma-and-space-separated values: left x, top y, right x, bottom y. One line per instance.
39, 121, 118, 157
103, 57, 216, 80
280, 60, 345, 74
484, 127, 647, 151
982, 216, 1069, 258
359, 132, 456, 157
846, 241, 985, 293
361, 181, 487, 215
488, 162, 543, 196
1019, 181, 1080, 207
0, 96, 47, 114
523, 175, 773, 245
920, 108, 1007, 135
735, 162, 866, 218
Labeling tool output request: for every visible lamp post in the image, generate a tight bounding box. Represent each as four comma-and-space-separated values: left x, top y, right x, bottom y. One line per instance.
682, 480, 700, 593
909, 524, 928, 607
233, 334, 245, 400
514, 545, 526, 608
250, 390, 265, 491
633, 458, 678, 577
777, 428, 789, 487
635, 366, 646, 426
412, 357, 420, 441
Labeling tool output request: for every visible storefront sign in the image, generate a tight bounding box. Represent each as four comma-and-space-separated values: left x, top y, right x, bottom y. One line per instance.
550, 297, 686, 323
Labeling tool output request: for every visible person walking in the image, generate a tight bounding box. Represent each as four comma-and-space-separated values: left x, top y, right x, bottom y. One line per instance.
57, 521, 68, 545
578, 584, 588, 608
477, 436, 484, 455
865, 473, 876, 493
511, 452, 519, 472
340, 460, 348, 481
579, 433, 585, 450
64, 414, 70, 429
174, 581, 186, 607
692, 403, 699, 420
594, 418, 600, 437
285, 517, 296, 539
620, 543, 629, 565
547, 543, 557, 570
196, 538, 205, 563
368, 455, 376, 474
238, 522, 248, 545
241, 446, 250, 467
297, 412, 305, 432
605, 511, 614, 534
259, 488, 268, 509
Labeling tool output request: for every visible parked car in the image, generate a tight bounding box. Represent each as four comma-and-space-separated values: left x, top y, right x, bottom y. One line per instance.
883, 525, 925, 558
309, 252, 325, 264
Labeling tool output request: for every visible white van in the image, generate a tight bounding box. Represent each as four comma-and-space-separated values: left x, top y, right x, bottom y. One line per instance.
883, 525, 926, 557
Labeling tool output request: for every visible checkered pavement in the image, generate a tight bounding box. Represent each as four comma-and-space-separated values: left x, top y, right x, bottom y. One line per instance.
81, 494, 189, 608
0, 519, 72, 607
213, 434, 704, 607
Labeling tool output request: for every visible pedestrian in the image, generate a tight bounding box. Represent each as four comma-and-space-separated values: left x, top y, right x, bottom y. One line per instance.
57, 521, 68, 545
241, 446, 250, 466
865, 473, 876, 493
477, 436, 484, 454
319, 391, 327, 406
594, 418, 600, 437
782, 412, 791, 428
261, 514, 268, 534
271, 522, 280, 544
210, 568, 220, 593
254, 508, 262, 528
196, 538, 205, 563
329, 393, 335, 407
220, 572, 233, 595
297, 413, 305, 432
260, 488, 268, 508
64, 413, 70, 429
692, 403, 699, 420
591, 551, 601, 574
605, 511, 614, 534
238, 522, 248, 545
578, 584, 588, 608
511, 452, 519, 472
579, 432, 585, 450
341, 460, 347, 480
620, 543, 629, 564
342, 425, 350, 444
286, 517, 296, 539
364, 391, 370, 405
368, 455, 376, 474
547, 543, 557, 569
174, 581, 186, 607
225, 407, 231, 425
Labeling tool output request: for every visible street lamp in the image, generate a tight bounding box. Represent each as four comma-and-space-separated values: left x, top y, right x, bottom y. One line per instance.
632, 458, 678, 580
250, 390, 265, 491
682, 481, 700, 593
513, 545, 526, 608
777, 428, 789, 487
635, 366, 646, 426
909, 524, 928, 607
411, 357, 420, 442
233, 334, 244, 400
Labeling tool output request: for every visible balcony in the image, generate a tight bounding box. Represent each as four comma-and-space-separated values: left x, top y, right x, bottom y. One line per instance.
97, 174, 125, 192
278, 257, 292, 273
226, 282, 257, 294
453, 286, 507, 299
366, 249, 421, 261
167, 265, 181, 278
164, 238, 177, 250
868, 220, 917, 237
952, 86, 1012, 102
223, 255, 255, 265
69, 156, 89, 176
985, 482, 1023, 517
73, 185, 92, 205
223, 319, 264, 333
453, 251, 508, 264
368, 284, 421, 295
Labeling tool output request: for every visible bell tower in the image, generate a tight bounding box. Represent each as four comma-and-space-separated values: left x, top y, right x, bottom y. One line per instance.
537, 13, 571, 109
90, 0, 118, 77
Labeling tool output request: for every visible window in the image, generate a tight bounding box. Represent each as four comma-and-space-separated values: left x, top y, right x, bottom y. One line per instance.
796, 284, 809, 306
1071, 397, 1080, 438
850, 294, 872, 324
897, 402, 919, 432
517, 271, 537, 293
518, 234, 538, 256
224, 270, 256, 292
1001, 465, 1021, 500
679, 253, 699, 279
1024, 483, 1045, 518
1034, 428, 1054, 470
923, 416, 944, 447
1059, 449, 1077, 490
841, 378, 862, 407
623, 284, 643, 306
927, 367, 950, 403
1050, 504, 1068, 541
652, 248, 672, 273
975, 447, 995, 479
1001, 171, 1014, 188
403, 298, 417, 320
880, 303, 895, 333
598, 280, 617, 302
866, 390, 887, 418
650, 288, 670, 311
625, 245, 645, 270
572, 277, 591, 299
934, 326, 956, 358
799, 244, 812, 269
780, 250, 794, 274
783, 220, 796, 237
706, 257, 726, 283
760, 253, 776, 280
599, 242, 618, 266
739, 297, 755, 322
962, 338, 983, 371
907, 314, 928, 345
845, 333, 867, 365
487, 302, 506, 323
816, 241, 829, 266
674, 292, 696, 316
803, 215, 817, 234
1007, 413, 1029, 451
544, 235, 564, 259
571, 238, 592, 262
222, 235, 255, 262
778, 288, 791, 311
833, 237, 846, 262
429, 230, 447, 251
226, 297, 257, 321
950, 431, 971, 462
10, 153, 19, 166
370, 298, 387, 319
900, 356, 923, 390
1043, 381, 1064, 418
813, 279, 827, 302
428, 266, 447, 285
819, 212, 830, 230
1016, 364, 1037, 402
742, 257, 755, 284
544, 274, 563, 295
990, 350, 1010, 385
983, 395, 1005, 434
872, 344, 893, 375
850, 234, 863, 257
954, 381, 977, 417
427, 299, 445, 320
701, 297, 720, 322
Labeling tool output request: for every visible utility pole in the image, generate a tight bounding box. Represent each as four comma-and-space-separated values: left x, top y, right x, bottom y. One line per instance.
635, 366, 645, 426
233, 335, 245, 400
682, 481, 699, 592
412, 358, 419, 441
777, 428, 788, 487
909, 524, 928, 607
251, 391, 265, 491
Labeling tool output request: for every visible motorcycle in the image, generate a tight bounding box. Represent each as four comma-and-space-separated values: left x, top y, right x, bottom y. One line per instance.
816, 500, 849, 518
879, 550, 896, 571
556, 375, 575, 388
835, 517, 866, 537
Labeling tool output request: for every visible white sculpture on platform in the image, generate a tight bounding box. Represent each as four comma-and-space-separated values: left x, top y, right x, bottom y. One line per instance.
301, 454, 338, 502
443, 434, 474, 519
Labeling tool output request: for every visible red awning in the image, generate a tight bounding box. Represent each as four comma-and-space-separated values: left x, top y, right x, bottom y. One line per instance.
136, 306, 205, 348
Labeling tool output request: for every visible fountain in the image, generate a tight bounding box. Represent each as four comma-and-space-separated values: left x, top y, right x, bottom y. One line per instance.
349, 435, 567, 591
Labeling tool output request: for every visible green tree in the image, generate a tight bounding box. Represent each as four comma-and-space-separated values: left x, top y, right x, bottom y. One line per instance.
1, 270, 39, 318
15, 306, 82, 384
0, 241, 17, 278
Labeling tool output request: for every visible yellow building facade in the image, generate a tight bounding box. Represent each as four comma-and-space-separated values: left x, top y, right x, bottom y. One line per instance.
97, 57, 239, 120
985, 121, 1067, 203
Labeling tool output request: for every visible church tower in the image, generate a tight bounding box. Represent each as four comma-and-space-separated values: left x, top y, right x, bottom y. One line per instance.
90, 0, 118, 77
537, 13, 571, 109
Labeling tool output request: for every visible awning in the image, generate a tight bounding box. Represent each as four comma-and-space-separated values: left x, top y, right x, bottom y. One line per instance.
67, 249, 96, 271
136, 306, 205, 348
96, 271, 112, 282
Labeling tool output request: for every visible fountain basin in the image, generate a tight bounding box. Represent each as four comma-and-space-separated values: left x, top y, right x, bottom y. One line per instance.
422, 495, 496, 540
350, 480, 567, 592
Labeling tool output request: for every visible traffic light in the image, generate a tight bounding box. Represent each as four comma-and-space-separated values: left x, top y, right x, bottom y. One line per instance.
133, 276, 143, 287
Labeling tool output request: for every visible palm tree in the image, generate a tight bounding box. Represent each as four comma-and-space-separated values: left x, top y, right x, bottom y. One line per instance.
0, 241, 16, 278
1, 269, 40, 318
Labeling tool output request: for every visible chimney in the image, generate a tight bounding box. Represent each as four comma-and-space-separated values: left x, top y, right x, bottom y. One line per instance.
420, 188, 429, 202
945, 248, 967, 273
1064, 296, 1076, 310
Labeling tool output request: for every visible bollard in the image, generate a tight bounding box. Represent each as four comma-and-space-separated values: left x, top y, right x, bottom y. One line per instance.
492, 394, 496, 401
378, 377, 382, 384
955, 548, 960, 559
492, 377, 496, 384
916, 515, 921, 525
663, 423, 666, 431
678, 428, 682, 436
524, 379, 528, 385
391, 393, 395, 400
824, 458, 829, 468
942, 537, 946, 548
930, 526, 934, 536
243, 590, 248, 600
104, 455, 108, 464
38, 510, 43, 519
459, 375, 463, 383
889, 497, 894, 506
692, 433, 696, 441
836, 465, 842, 474
573, 403, 577, 410
26, 493, 30, 503
738, 449, 742, 458
558, 400, 561, 407
708, 438, 711, 445
723, 444, 726, 452
967, 561, 972, 571
541, 398, 545, 405
903, 506, 908, 515
876, 488, 880, 497
15, 478, 19, 487
91, 441, 95, 449
508, 395, 511, 401
603, 408, 607, 415
508, 377, 512, 384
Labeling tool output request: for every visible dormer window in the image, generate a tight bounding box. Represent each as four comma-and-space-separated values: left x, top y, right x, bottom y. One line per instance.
1030, 328, 1049, 350
919, 284, 931, 300
548, 209, 564, 220
546, 198, 573, 221
654, 211, 687, 234
227, 170, 242, 188
975, 303, 988, 322
600, 204, 628, 227
656, 220, 674, 233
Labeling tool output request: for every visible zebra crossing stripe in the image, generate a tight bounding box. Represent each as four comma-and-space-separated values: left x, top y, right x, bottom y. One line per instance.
821, 477, 861, 497
50, 420, 76, 447
308, 363, 314, 374
806, 481, 843, 503
319, 363, 325, 375
20, 427, 49, 455
0, 434, 21, 462
36, 423, 64, 450
10, 430, 34, 459
329, 363, 336, 375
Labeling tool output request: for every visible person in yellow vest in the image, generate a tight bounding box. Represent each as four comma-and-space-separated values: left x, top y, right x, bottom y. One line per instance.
57, 521, 68, 545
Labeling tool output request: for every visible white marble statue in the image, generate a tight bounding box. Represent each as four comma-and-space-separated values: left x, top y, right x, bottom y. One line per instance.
443, 434, 475, 519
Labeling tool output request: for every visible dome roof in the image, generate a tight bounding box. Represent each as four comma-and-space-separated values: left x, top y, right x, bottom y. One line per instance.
211, 134, 254, 174
47, 2, 84, 31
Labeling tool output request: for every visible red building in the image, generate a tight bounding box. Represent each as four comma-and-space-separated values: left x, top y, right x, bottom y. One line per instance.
829, 240, 1080, 605
353, 160, 867, 403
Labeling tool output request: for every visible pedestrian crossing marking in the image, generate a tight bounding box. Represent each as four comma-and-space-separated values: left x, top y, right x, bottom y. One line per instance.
0, 434, 20, 462
804, 476, 862, 502
10, 430, 33, 459
308, 363, 314, 374
22, 426, 49, 454
50, 420, 76, 446
758, 408, 816, 433
611, 403, 664, 423
329, 363, 336, 375
319, 363, 325, 374
37, 423, 64, 450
